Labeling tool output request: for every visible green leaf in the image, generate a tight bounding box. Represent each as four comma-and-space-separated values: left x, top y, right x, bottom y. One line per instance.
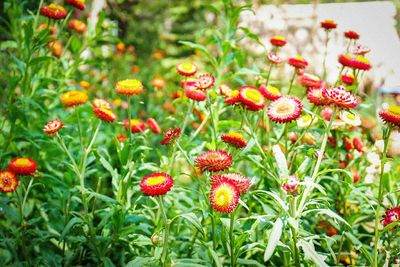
237, 258, 264, 267
264, 218, 283, 261
178, 41, 217, 69
172, 213, 205, 237
126, 257, 155, 267
298, 239, 329, 267
207, 246, 223, 267
272, 145, 289, 180
303, 209, 349, 227
344, 232, 373, 266
61, 217, 83, 239
88, 191, 118, 204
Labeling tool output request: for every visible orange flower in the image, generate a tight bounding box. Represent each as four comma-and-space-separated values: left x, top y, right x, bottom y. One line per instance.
151, 76, 166, 90
43, 119, 63, 136
0, 170, 19, 193
221, 131, 247, 149
40, 4, 67, 20
238, 86, 265, 111
93, 107, 117, 122
79, 80, 91, 89
68, 19, 87, 33
61, 90, 88, 107
8, 158, 37, 176
195, 150, 232, 172
66, 0, 86, 10
49, 41, 63, 58
115, 79, 143, 95
124, 119, 146, 133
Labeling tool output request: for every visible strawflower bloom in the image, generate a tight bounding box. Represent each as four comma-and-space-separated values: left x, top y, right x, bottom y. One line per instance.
185, 86, 206, 101
93, 107, 116, 122
43, 119, 63, 136
307, 86, 329, 106
195, 74, 215, 90
267, 52, 283, 64
68, 19, 87, 33
124, 119, 146, 133
40, 4, 67, 20
92, 98, 111, 109
152, 76, 166, 90
238, 86, 265, 111
209, 179, 240, 213
9, 158, 37, 176
211, 173, 250, 194
267, 96, 303, 123
80, 80, 91, 89
224, 90, 240, 105
140, 172, 173, 196
288, 56, 308, 69
322, 86, 358, 109
66, 0, 86, 10
297, 114, 316, 128
352, 56, 372, 71
259, 85, 281, 101
270, 35, 287, 47
381, 207, 400, 228
344, 30, 360, 40
176, 62, 197, 76
281, 175, 300, 195
379, 104, 400, 127
117, 134, 127, 142
320, 19, 337, 30
321, 106, 334, 121
61, 90, 88, 107
219, 83, 232, 97
221, 131, 247, 149
353, 44, 371, 56
338, 54, 354, 68
0, 170, 19, 193
49, 41, 63, 58
115, 79, 143, 95
298, 73, 322, 88
147, 118, 162, 134
195, 150, 232, 172
353, 137, 365, 153
160, 128, 181, 145
340, 110, 361, 126
341, 73, 355, 86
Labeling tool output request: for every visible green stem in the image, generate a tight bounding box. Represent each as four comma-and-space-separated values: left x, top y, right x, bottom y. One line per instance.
289, 197, 301, 267
229, 211, 236, 267
75, 106, 85, 154
181, 100, 194, 135
322, 31, 330, 80
158, 196, 169, 267
287, 71, 296, 95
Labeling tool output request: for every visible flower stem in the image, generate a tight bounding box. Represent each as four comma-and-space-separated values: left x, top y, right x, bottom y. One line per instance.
289, 197, 301, 267
229, 211, 236, 267
158, 196, 169, 267
287, 71, 296, 95
322, 31, 330, 80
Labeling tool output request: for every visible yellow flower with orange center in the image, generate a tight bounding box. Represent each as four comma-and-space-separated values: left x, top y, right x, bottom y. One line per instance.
79, 80, 91, 89
115, 79, 143, 95
221, 131, 247, 149
61, 90, 88, 107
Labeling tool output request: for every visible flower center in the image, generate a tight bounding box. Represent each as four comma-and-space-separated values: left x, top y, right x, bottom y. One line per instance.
276, 102, 294, 114
346, 113, 356, 120
181, 63, 194, 71
267, 85, 280, 95
301, 114, 311, 122
146, 176, 166, 186
244, 89, 262, 103
14, 158, 31, 167
227, 131, 243, 138
215, 186, 233, 206
388, 105, 400, 115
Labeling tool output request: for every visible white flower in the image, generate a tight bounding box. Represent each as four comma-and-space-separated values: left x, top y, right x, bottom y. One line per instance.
340, 111, 361, 127
297, 114, 317, 128
374, 140, 384, 153
366, 152, 391, 175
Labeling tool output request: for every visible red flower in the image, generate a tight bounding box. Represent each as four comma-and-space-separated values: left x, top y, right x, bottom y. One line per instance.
93, 107, 117, 122
195, 150, 232, 172
353, 44, 370, 56
140, 172, 173, 196
259, 85, 281, 101
338, 54, 354, 68
320, 19, 337, 30
161, 128, 181, 145
322, 86, 358, 109
341, 73, 355, 86
147, 118, 161, 134
352, 56, 372, 71
180, 78, 197, 89
221, 131, 247, 149
124, 119, 146, 133
40, 4, 67, 20
344, 30, 360, 40
379, 105, 400, 127
0, 170, 19, 193
209, 178, 240, 213
270, 35, 287, 47
238, 86, 265, 111
195, 74, 215, 90
117, 134, 127, 142
43, 119, 63, 136
66, 0, 86, 10
211, 173, 250, 194
185, 86, 207, 101
381, 206, 400, 228
281, 175, 299, 195
288, 56, 308, 69
298, 73, 322, 88
176, 62, 197, 76
343, 137, 354, 151
267, 96, 303, 123
68, 19, 87, 34
224, 90, 240, 106
8, 158, 37, 176
321, 106, 333, 121
267, 52, 283, 64
353, 137, 365, 153
351, 169, 360, 183
307, 86, 329, 106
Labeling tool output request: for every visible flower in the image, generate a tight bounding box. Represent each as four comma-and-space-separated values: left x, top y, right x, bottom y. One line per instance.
353, 137, 365, 153
140, 172, 173, 196
321, 106, 334, 120
219, 83, 232, 96
160, 128, 181, 145
93, 107, 116, 122
61, 90, 88, 107
117, 134, 127, 142
238, 86, 265, 111
338, 54, 354, 68
352, 56, 372, 71
320, 19, 337, 30
195, 150, 232, 172
353, 44, 370, 56
147, 118, 161, 134
209, 179, 240, 213
365, 152, 391, 183
8, 158, 37, 176
124, 119, 146, 133
344, 30, 360, 40
381, 206, 400, 227
341, 73, 355, 85
288, 56, 308, 69
307, 86, 329, 106
322, 86, 358, 109
340, 111, 361, 126
317, 220, 338, 236
211, 173, 250, 194
224, 90, 240, 105
176, 62, 197, 76
259, 85, 281, 101
68, 19, 87, 33
66, 0, 86, 10
43, 119, 63, 136
195, 74, 215, 90
281, 175, 299, 195
152, 76, 166, 90
0, 170, 19, 193
80, 80, 91, 89
270, 35, 287, 47
180, 78, 197, 89
379, 104, 400, 127
49, 41, 63, 58
298, 73, 322, 88
221, 131, 247, 149
40, 4, 67, 19
267, 96, 303, 123
297, 114, 316, 128
267, 52, 283, 64
115, 79, 143, 95
185, 86, 206, 101
92, 98, 111, 109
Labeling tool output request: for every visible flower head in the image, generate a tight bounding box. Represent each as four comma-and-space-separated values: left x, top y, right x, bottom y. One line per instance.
379, 105, 400, 127
288, 56, 308, 69
66, 0, 86, 10
176, 62, 197, 76
322, 86, 358, 109
40, 4, 67, 19
344, 30, 360, 40
195, 150, 232, 172
147, 118, 161, 134
307, 86, 329, 106
352, 56, 372, 71
152, 76, 166, 90
209, 179, 240, 213
140, 172, 173, 196
320, 19, 337, 30
61, 90, 88, 107
353, 44, 370, 56
49, 41, 63, 58
282, 175, 299, 195
68, 19, 87, 33
340, 111, 361, 126
211, 173, 250, 194
270, 35, 287, 47
161, 128, 181, 145
8, 158, 37, 176
221, 131, 247, 149
267, 52, 283, 64
0, 170, 19, 193
93, 107, 116, 122
92, 98, 111, 109
338, 54, 354, 68
224, 90, 240, 106
238, 86, 265, 111
124, 119, 146, 133
185, 86, 206, 101
80, 80, 91, 89
267, 96, 303, 123
381, 206, 400, 228
43, 119, 63, 136
195, 74, 215, 90
297, 114, 316, 128
341, 73, 355, 86
115, 79, 143, 95
298, 73, 322, 88
259, 85, 281, 101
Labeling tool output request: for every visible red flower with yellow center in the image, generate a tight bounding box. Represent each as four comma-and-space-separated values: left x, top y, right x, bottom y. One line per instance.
268, 96, 303, 123
185, 86, 207, 101
381, 206, 400, 228
211, 173, 250, 194
267, 52, 283, 64
0, 170, 19, 193
61, 90, 88, 107
307, 86, 329, 106
124, 119, 146, 133
379, 105, 400, 127
298, 73, 322, 88
210, 179, 240, 213
92, 98, 111, 109
341, 73, 355, 85
320, 19, 337, 30
93, 107, 116, 122
176, 62, 197, 76
147, 118, 162, 134
288, 56, 308, 69
195, 74, 215, 90
352, 56, 372, 71
239, 86, 265, 111
224, 90, 240, 105
8, 158, 37, 176
338, 54, 353, 68
259, 85, 281, 101
270, 35, 287, 47
140, 172, 173, 196
221, 131, 247, 149
218, 83, 232, 96
344, 30, 360, 40
116, 79, 143, 95
322, 86, 358, 109
66, 0, 86, 10
40, 4, 67, 20
161, 128, 181, 145
195, 150, 232, 172
43, 119, 63, 136
68, 19, 87, 33
49, 41, 63, 58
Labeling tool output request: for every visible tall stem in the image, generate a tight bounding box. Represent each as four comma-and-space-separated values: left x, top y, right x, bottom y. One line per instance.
229, 211, 236, 267
322, 31, 330, 80
158, 196, 169, 267
287, 71, 296, 95
290, 197, 301, 267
